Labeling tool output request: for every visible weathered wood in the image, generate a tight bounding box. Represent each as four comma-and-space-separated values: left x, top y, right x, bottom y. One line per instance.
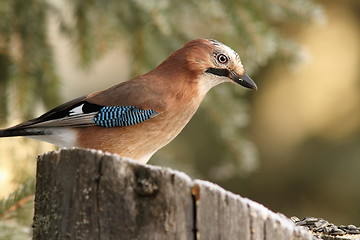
33, 149, 193, 240
33, 149, 102, 239
191, 180, 250, 239
32, 148, 341, 240
192, 180, 316, 240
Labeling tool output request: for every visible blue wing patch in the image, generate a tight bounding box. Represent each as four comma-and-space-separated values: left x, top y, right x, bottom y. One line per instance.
93, 106, 158, 128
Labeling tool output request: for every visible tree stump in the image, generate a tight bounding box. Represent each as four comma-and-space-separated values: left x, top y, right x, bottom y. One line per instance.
32, 148, 336, 240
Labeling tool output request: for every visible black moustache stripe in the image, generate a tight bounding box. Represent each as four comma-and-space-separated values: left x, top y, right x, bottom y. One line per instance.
205, 68, 229, 77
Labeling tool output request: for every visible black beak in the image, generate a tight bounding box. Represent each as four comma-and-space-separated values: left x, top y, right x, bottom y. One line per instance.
229, 72, 258, 90
205, 68, 258, 90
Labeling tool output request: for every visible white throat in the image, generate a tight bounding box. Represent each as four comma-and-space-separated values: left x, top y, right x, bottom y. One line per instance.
197, 74, 230, 97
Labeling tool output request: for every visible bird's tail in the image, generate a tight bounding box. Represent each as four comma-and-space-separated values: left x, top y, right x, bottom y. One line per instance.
0, 128, 45, 138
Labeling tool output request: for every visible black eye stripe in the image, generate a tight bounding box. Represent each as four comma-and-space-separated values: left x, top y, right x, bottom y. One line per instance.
205, 68, 229, 77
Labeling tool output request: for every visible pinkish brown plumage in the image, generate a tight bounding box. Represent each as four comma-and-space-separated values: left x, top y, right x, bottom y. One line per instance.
0, 38, 257, 163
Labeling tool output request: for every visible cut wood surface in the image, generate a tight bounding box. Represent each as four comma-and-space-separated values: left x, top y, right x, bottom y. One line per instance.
32, 148, 348, 240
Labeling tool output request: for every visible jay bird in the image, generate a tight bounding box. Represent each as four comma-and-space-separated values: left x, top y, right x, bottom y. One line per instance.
0, 38, 257, 163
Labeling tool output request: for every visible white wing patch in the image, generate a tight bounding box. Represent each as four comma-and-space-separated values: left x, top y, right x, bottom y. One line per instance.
27, 103, 98, 128
69, 104, 85, 116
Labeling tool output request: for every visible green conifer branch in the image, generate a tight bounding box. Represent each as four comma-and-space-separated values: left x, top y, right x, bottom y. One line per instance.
0, 178, 35, 220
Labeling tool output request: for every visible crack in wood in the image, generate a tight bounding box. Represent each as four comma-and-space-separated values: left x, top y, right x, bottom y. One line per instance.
191, 184, 200, 240
191, 193, 198, 240
95, 156, 103, 240
248, 202, 255, 240
263, 220, 267, 240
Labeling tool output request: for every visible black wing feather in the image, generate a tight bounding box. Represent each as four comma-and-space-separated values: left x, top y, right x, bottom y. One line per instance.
5, 96, 104, 130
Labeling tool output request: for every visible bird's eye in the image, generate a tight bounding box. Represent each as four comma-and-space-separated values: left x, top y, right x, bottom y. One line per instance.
216, 54, 228, 64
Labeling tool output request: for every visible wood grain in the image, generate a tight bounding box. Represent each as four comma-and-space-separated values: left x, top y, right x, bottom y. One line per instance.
32, 149, 330, 240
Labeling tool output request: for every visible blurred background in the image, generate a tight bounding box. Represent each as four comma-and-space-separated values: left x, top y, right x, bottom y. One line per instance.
0, 0, 360, 238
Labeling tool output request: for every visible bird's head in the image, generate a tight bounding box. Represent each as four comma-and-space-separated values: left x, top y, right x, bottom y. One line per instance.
150, 38, 257, 95
184, 38, 257, 91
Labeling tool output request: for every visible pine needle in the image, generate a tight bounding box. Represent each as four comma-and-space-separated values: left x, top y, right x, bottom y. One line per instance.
0, 178, 35, 220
